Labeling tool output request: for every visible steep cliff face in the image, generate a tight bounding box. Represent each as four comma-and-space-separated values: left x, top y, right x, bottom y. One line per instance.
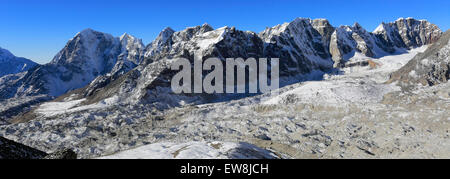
259, 18, 334, 75
84, 32, 145, 97
329, 24, 379, 67
312, 19, 335, 48
329, 18, 442, 67
389, 30, 450, 88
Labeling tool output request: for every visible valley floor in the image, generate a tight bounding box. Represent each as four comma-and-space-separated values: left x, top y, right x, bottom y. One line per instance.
1, 46, 449, 159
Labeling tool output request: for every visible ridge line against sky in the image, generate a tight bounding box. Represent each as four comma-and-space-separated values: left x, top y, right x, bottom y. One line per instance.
1, 0, 449, 64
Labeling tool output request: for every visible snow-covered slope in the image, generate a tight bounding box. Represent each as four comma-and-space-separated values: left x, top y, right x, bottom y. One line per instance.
0, 47, 37, 78
263, 46, 429, 106
99, 141, 282, 159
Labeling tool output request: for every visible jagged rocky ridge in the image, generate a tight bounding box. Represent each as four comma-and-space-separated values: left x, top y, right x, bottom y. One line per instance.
389, 30, 450, 88
0, 47, 37, 78
0, 136, 47, 159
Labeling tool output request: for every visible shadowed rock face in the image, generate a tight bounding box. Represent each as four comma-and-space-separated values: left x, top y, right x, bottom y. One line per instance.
43, 149, 77, 159
0, 136, 77, 159
0, 136, 47, 159
389, 30, 450, 88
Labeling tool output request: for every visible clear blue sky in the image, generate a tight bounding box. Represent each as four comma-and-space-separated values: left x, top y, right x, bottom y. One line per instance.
1, 0, 449, 64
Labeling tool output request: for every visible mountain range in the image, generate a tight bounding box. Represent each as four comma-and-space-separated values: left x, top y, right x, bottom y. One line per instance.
0, 18, 442, 103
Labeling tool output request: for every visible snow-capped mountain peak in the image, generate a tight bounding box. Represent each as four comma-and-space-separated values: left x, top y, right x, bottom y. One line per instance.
0, 47, 38, 78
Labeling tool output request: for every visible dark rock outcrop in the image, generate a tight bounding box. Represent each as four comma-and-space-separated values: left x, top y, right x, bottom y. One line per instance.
43, 149, 77, 159
0, 136, 46, 159
0, 136, 77, 159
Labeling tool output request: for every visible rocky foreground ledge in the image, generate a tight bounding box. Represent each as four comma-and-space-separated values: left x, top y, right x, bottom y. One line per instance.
0, 136, 76, 159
